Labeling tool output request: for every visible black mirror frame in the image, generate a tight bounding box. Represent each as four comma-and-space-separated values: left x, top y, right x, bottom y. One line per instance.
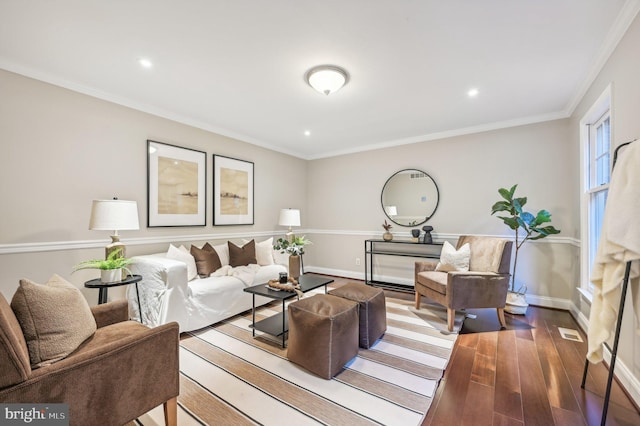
380, 168, 439, 227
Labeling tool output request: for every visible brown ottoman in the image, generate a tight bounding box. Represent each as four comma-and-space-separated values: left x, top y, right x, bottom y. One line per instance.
287, 294, 359, 379
329, 282, 387, 348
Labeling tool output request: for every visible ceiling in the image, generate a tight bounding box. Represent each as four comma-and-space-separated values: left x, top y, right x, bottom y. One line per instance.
1, 1, 637, 159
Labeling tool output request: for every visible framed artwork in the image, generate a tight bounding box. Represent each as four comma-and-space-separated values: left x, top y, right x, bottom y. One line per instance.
213, 155, 254, 225
147, 140, 206, 227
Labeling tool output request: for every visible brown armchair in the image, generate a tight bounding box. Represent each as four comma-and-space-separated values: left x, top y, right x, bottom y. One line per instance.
0, 295, 179, 426
414, 235, 512, 331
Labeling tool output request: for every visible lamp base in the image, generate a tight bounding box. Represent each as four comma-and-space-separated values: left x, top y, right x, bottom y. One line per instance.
106, 236, 126, 280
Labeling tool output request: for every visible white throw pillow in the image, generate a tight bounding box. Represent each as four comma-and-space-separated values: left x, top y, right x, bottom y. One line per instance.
213, 243, 230, 267
435, 241, 470, 272
243, 237, 275, 266
167, 244, 198, 281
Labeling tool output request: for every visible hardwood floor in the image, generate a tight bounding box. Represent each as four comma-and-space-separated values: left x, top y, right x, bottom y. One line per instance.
419, 303, 640, 426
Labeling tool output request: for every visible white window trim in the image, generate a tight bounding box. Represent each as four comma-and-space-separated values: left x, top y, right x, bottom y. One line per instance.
579, 84, 612, 296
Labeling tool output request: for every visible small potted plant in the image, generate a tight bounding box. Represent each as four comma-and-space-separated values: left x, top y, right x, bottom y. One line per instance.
382, 220, 393, 241
73, 248, 134, 283
274, 236, 312, 279
491, 184, 560, 314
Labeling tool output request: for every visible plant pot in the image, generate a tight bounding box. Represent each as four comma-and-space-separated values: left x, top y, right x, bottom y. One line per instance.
101, 269, 122, 283
383, 231, 393, 241
289, 255, 301, 279
505, 290, 528, 315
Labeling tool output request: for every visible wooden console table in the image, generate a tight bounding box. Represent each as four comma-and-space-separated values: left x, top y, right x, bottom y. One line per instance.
364, 239, 443, 291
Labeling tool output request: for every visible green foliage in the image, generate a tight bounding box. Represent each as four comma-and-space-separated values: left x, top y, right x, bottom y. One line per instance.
73, 248, 134, 273
491, 184, 561, 291
273, 235, 312, 256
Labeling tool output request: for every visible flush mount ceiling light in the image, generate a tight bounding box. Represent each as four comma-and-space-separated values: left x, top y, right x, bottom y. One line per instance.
305, 65, 349, 95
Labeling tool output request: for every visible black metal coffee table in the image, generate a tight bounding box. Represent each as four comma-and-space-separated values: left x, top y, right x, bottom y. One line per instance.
243, 274, 334, 348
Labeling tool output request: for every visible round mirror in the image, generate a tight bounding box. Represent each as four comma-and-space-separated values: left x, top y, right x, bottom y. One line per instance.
381, 169, 439, 227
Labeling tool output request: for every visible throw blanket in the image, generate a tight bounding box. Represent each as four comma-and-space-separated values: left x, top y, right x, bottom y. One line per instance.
588, 141, 640, 363
212, 264, 261, 287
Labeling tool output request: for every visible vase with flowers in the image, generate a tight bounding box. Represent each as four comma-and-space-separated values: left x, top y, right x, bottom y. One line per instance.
273, 235, 312, 279
382, 220, 393, 241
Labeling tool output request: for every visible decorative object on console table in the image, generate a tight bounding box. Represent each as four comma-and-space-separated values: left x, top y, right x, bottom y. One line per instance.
422, 226, 434, 244
147, 140, 207, 227
491, 184, 561, 314
411, 229, 420, 242
213, 154, 254, 225
274, 235, 312, 280
382, 219, 393, 241
278, 208, 300, 241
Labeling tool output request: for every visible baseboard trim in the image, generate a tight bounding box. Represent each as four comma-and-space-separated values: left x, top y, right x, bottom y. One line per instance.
569, 301, 640, 408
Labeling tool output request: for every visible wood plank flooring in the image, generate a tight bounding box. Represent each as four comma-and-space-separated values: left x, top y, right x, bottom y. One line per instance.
418, 301, 640, 426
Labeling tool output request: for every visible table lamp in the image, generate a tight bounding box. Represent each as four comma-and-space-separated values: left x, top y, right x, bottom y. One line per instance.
279, 208, 300, 241
89, 198, 140, 259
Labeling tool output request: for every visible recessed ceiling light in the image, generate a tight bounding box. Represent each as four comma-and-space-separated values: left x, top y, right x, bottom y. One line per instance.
304, 130, 311, 136
138, 58, 153, 68
468, 88, 479, 97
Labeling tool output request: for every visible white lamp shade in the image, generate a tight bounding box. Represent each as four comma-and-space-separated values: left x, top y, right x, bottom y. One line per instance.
278, 208, 301, 227
89, 199, 140, 231
306, 66, 348, 95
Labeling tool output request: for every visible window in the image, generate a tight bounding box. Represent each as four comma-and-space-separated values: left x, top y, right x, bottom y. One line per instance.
580, 86, 611, 294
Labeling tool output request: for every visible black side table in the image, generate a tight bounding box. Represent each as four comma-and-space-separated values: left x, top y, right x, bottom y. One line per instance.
84, 274, 142, 318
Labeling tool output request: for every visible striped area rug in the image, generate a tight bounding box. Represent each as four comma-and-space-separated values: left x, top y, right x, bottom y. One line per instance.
136, 289, 462, 426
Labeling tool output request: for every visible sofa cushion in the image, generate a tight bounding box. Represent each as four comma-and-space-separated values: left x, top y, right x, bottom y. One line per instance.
214, 243, 230, 266
190, 243, 222, 277
244, 237, 275, 266
10, 274, 97, 368
0, 293, 31, 388
167, 244, 198, 281
435, 241, 470, 272
228, 240, 257, 267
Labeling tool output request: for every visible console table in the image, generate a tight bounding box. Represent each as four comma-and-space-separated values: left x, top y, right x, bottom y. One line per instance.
364, 239, 443, 291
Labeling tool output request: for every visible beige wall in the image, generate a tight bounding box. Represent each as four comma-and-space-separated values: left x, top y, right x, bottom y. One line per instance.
0, 69, 306, 300
569, 12, 640, 402
306, 119, 578, 305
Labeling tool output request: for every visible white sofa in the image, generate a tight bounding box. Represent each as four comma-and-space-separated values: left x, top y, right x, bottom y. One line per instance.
127, 240, 288, 332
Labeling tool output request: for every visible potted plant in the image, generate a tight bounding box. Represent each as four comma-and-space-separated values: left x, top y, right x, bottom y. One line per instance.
491, 184, 560, 314
273, 236, 312, 279
382, 220, 393, 241
73, 248, 134, 283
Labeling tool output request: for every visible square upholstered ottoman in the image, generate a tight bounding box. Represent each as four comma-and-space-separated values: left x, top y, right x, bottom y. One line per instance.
287, 294, 359, 379
329, 282, 387, 348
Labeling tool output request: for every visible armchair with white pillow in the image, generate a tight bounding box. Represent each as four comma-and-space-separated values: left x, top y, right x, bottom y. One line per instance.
414, 235, 513, 331
128, 237, 287, 332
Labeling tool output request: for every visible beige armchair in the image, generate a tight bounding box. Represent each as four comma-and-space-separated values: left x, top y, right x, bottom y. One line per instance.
414, 235, 512, 331
0, 295, 179, 426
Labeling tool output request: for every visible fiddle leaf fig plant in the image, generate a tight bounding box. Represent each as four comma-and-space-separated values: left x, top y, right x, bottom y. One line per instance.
491, 184, 561, 292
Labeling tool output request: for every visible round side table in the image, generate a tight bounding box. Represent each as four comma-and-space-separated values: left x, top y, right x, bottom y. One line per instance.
84, 274, 142, 319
